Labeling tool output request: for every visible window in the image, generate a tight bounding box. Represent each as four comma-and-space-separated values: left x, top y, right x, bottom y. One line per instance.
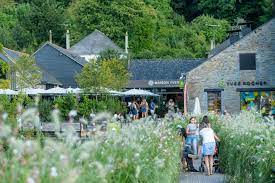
239, 53, 256, 70
240, 91, 275, 116
207, 91, 221, 113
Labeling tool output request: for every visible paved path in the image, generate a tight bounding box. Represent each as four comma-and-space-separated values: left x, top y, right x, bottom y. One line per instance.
180, 172, 226, 183
179, 154, 226, 183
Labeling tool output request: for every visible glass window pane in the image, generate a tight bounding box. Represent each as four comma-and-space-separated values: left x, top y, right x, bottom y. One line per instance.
207, 92, 221, 113
240, 91, 275, 116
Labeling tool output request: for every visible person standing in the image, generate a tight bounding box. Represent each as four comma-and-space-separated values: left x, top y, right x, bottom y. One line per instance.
200, 116, 220, 176
149, 99, 156, 116
130, 100, 139, 120
185, 117, 198, 155
140, 98, 148, 118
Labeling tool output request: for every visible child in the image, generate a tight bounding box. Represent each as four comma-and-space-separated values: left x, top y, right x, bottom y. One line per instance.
200, 116, 220, 176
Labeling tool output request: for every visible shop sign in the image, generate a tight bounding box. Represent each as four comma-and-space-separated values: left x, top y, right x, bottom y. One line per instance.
147, 80, 179, 87
226, 80, 267, 87
179, 80, 185, 89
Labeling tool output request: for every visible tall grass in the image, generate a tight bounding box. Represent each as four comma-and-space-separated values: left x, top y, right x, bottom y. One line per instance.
217, 112, 274, 183
0, 109, 181, 183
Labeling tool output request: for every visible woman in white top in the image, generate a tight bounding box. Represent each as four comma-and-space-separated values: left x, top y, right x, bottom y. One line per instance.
199, 116, 220, 176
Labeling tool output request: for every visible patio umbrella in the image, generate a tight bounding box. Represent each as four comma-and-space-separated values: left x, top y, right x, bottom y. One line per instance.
123, 89, 159, 97
21, 88, 47, 95
0, 89, 18, 95
66, 87, 82, 94
193, 97, 201, 115
45, 86, 67, 94
108, 90, 125, 96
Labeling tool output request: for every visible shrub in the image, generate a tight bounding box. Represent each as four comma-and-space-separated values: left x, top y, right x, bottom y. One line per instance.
38, 99, 53, 122
54, 93, 78, 120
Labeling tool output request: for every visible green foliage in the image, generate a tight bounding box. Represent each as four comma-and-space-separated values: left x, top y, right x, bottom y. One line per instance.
1, 117, 181, 182
54, 93, 78, 120
78, 96, 127, 117
19, 0, 66, 47
76, 58, 130, 92
14, 55, 42, 89
0, 0, 273, 57
68, 0, 157, 54
76, 60, 102, 94
0, 79, 10, 89
198, 0, 236, 21
98, 49, 123, 61
217, 112, 274, 183
99, 59, 130, 90
0, 94, 34, 119
191, 15, 230, 44
78, 96, 95, 117
38, 99, 53, 122
0, 59, 10, 78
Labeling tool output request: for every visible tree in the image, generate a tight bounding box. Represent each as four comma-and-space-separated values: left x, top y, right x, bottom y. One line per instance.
171, 0, 201, 21
76, 59, 130, 93
99, 59, 130, 90
0, 43, 11, 89
68, 0, 157, 55
0, 0, 14, 8
198, 0, 236, 21
191, 15, 230, 45
14, 55, 42, 89
18, 0, 66, 47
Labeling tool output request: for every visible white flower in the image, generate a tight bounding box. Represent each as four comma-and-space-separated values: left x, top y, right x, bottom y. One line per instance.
135, 165, 141, 178
155, 158, 165, 168
134, 153, 140, 158
50, 167, 58, 177
27, 177, 36, 183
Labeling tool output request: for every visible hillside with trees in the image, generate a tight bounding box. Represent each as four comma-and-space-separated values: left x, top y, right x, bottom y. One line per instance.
0, 0, 273, 58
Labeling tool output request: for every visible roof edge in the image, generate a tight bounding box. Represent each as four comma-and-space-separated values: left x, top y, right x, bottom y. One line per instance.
33, 42, 86, 67
187, 18, 275, 76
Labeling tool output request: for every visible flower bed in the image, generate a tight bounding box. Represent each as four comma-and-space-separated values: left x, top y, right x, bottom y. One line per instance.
0, 116, 181, 183
217, 112, 274, 183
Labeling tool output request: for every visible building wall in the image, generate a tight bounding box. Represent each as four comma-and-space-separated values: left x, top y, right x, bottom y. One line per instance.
187, 18, 275, 114
34, 44, 83, 88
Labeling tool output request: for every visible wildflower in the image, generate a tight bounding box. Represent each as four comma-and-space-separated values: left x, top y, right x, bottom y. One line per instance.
134, 153, 140, 158
155, 158, 165, 168
135, 165, 141, 178
27, 177, 36, 183
50, 167, 58, 177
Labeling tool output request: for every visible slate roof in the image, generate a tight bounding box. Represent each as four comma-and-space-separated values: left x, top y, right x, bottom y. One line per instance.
0, 47, 22, 64
129, 59, 206, 80
69, 29, 124, 55
40, 69, 62, 86
34, 42, 87, 88
46, 42, 88, 66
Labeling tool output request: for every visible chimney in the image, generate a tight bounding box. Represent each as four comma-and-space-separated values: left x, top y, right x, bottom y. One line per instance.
125, 31, 128, 54
228, 28, 241, 44
239, 21, 252, 37
66, 30, 70, 49
49, 30, 52, 43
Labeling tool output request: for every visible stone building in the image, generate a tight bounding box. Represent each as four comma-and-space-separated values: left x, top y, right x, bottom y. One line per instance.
186, 18, 275, 114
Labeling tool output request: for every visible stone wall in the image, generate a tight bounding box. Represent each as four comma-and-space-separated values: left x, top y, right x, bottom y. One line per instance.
186, 18, 275, 114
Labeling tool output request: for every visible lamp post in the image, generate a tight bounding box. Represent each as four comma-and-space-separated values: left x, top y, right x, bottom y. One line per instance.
179, 73, 187, 115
